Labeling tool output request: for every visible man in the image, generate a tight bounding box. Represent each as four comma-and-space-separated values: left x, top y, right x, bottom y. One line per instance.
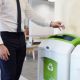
0, 0, 64, 80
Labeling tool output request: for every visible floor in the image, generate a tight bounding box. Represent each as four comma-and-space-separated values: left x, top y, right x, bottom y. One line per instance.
20, 76, 28, 80
21, 52, 38, 80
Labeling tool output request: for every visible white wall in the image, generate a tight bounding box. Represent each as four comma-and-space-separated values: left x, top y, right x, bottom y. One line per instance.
29, 0, 55, 36
55, 0, 80, 36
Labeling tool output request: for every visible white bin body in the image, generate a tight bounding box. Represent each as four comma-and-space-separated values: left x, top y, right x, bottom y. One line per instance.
38, 39, 74, 80
70, 45, 80, 80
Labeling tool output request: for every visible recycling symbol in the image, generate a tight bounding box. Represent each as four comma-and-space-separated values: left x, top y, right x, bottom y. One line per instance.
49, 77, 55, 80
47, 63, 54, 71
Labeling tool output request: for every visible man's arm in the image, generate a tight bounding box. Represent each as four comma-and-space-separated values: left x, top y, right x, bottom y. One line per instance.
25, 0, 65, 29
25, 0, 51, 27
0, 0, 3, 44
0, 0, 10, 61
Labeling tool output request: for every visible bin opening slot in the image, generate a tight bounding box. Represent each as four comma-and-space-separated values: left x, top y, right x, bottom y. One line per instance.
49, 35, 75, 41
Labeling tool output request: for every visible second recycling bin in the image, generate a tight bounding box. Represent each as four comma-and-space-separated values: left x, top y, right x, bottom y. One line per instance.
38, 34, 80, 80
70, 44, 80, 80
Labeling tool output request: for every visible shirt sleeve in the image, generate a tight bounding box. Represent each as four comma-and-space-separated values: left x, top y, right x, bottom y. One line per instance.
0, 0, 4, 44
25, 0, 51, 27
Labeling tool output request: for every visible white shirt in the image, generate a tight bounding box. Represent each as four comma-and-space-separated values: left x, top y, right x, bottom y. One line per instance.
0, 0, 51, 44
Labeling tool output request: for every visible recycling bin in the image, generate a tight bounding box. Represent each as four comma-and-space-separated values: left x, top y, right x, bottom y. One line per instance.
37, 34, 80, 80
70, 44, 80, 80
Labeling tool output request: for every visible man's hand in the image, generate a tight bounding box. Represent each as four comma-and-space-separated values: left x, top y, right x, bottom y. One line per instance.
0, 44, 10, 61
50, 21, 65, 31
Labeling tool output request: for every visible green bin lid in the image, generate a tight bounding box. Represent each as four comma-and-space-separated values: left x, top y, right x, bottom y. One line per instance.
48, 34, 80, 46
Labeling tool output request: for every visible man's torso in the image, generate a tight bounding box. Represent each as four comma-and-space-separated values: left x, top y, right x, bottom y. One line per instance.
0, 0, 27, 32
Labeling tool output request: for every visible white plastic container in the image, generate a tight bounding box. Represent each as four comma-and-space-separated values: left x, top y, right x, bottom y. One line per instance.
70, 45, 80, 80
38, 34, 80, 80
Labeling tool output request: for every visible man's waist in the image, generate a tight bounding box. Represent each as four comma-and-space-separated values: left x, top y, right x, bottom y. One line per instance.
1, 31, 24, 39
1, 31, 24, 35
0, 22, 25, 32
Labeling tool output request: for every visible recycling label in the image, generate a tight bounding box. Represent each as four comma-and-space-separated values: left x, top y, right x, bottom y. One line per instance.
44, 57, 57, 80
48, 63, 54, 72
